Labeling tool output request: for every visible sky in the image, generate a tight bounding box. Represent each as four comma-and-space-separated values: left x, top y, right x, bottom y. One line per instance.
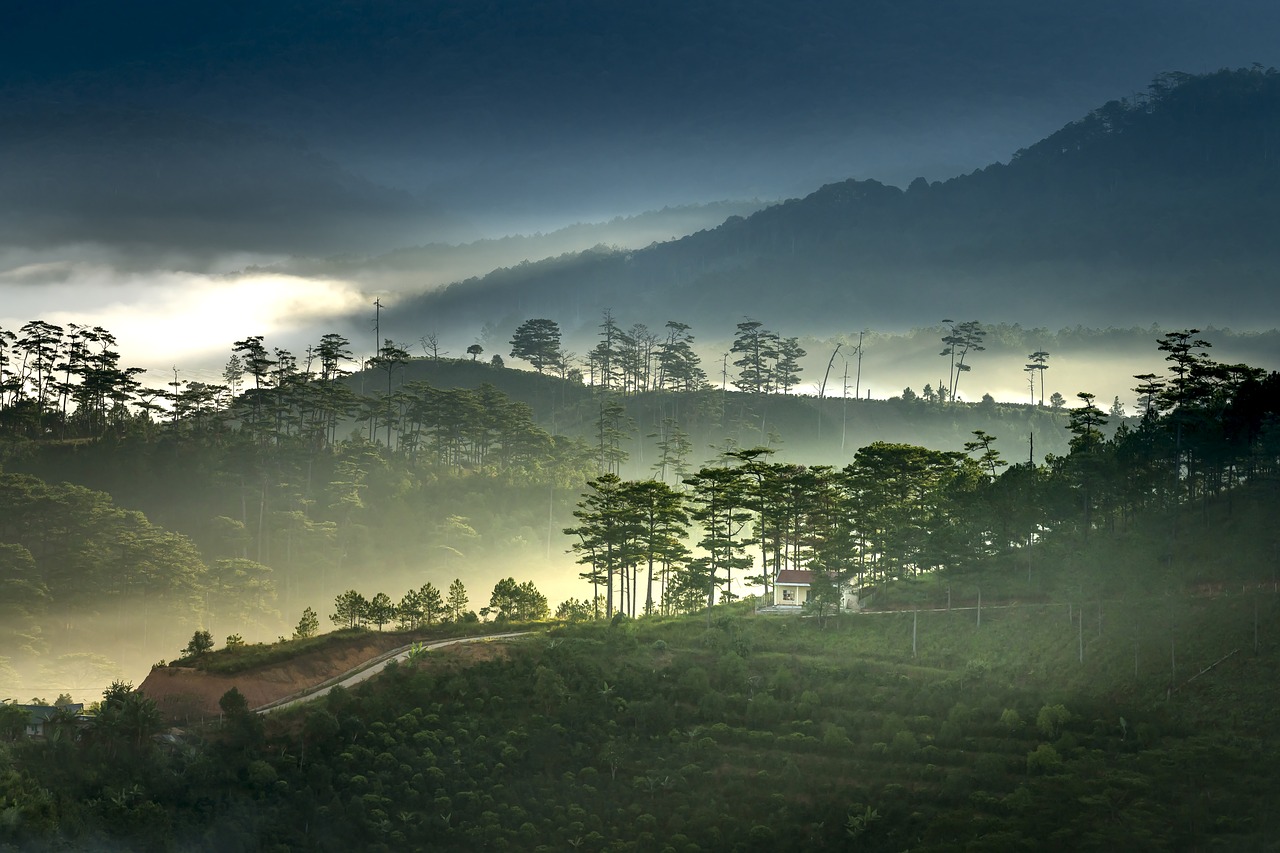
2, 0, 1279, 388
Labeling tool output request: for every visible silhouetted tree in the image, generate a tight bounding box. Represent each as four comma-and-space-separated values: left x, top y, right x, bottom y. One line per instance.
509, 319, 563, 374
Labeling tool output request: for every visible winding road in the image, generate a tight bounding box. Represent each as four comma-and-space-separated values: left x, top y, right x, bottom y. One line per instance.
253, 631, 532, 715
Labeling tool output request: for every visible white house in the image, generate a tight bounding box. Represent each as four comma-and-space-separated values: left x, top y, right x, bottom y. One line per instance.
773, 570, 815, 607
771, 570, 865, 611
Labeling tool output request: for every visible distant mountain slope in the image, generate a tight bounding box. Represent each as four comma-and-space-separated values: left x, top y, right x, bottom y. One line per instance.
395, 67, 1280, 338
271, 201, 766, 293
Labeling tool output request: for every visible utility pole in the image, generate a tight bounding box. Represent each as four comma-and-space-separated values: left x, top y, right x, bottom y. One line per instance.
853, 330, 865, 400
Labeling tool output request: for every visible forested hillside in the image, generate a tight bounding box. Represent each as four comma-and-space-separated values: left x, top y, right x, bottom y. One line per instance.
4, 478, 1280, 850
1, 301, 1278, 851
393, 67, 1280, 338
2, 314, 1276, 700
8, 8, 1280, 851
0, 313, 1079, 691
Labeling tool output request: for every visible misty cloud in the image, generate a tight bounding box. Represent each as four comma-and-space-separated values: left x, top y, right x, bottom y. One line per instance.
0, 259, 371, 380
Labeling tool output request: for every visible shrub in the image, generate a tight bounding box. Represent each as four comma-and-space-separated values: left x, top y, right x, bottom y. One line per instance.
891, 730, 919, 755
999, 708, 1023, 733
294, 607, 320, 639
1036, 704, 1072, 738
182, 630, 214, 658
1026, 743, 1063, 774
824, 724, 852, 749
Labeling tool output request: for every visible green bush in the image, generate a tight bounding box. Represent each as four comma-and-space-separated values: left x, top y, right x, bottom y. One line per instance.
999, 708, 1023, 732
890, 730, 918, 756
1036, 704, 1072, 738
1026, 743, 1063, 774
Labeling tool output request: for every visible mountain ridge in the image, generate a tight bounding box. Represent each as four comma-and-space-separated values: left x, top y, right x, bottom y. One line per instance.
389, 67, 1280, 341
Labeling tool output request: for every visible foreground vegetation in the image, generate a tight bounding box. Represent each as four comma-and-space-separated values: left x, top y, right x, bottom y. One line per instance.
1, 314, 1277, 849
3, 477, 1280, 850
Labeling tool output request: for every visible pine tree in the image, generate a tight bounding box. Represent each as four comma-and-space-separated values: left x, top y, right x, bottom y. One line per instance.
330, 590, 368, 628
774, 337, 806, 394
1026, 350, 1050, 406
293, 607, 320, 639
367, 592, 395, 630
446, 578, 469, 622
420, 582, 445, 626
684, 466, 754, 610
731, 319, 779, 394
509, 319, 563, 374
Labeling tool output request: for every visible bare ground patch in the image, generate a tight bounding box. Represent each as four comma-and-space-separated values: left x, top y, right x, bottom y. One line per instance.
139, 632, 409, 721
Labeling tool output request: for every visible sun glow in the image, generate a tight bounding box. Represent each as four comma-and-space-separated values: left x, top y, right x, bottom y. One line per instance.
0, 262, 370, 383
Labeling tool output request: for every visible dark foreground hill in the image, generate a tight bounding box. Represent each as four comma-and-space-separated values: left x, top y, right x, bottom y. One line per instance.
4, 482, 1280, 850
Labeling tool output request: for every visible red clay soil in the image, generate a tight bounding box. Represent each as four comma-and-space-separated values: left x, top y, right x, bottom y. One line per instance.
138, 633, 409, 722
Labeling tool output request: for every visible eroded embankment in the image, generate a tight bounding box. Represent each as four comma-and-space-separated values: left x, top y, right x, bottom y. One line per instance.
138, 632, 409, 721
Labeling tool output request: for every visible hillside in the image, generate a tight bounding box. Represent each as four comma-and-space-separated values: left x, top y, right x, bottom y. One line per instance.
6, 483, 1280, 850
392, 67, 1280, 340
375, 356, 1080, 470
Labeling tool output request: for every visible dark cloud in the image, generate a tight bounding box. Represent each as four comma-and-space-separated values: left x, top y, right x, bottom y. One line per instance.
4, 1, 1279, 246
0, 106, 475, 256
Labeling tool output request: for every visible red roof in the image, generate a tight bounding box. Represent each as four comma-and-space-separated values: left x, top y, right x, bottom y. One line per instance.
774, 570, 815, 586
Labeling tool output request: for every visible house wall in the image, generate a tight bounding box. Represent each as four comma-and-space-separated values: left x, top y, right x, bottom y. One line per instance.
774, 585, 809, 606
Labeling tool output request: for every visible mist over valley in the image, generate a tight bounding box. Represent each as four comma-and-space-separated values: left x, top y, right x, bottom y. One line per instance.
3, 4, 1280, 849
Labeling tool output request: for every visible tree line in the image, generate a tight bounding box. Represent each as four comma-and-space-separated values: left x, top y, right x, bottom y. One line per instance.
506, 312, 815, 396
315, 576, 550, 634
564, 330, 1280, 619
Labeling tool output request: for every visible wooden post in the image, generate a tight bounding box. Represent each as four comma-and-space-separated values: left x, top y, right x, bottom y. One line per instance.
976, 587, 981, 628
1134, 641, 1139, 680
1078, 607, 1083, 663
1255, 596, 1259, 654
912, 608, 918, 659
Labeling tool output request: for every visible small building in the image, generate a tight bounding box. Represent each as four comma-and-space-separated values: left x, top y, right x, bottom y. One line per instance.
771, 570, 866, 611
17, 704, 85, 738
773, 569, 815, 607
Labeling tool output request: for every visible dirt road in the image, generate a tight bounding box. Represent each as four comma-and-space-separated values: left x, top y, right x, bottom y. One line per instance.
253, 631, 531, 714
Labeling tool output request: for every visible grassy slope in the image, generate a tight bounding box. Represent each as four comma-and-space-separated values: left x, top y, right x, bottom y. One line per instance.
379, 356, 1078, 465
228, 482, 1280, 850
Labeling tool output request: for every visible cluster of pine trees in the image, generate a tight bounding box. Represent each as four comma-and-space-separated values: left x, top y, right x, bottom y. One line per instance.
506, 311, 810, 397
564, 330, 1280, 620
326, 578, 477, 630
